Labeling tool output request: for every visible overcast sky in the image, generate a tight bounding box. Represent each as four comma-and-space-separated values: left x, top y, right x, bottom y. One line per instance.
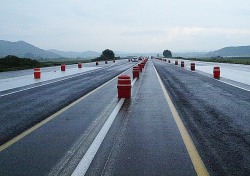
1, 0, 250, 53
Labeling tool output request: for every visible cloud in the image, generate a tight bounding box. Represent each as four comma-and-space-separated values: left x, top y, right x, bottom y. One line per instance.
164, 27, 250, 41
1, 0, 250, 52
136, 26, 250, 52
121, 30, 165, 36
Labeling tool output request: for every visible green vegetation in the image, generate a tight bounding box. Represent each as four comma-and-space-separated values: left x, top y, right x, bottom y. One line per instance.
183, 57, 250, 65
0, 55, 41, 72
92, 49, 119, 61
0, 55, 92, 72
163, 50, 172, 58
39, 58, 91, 67
102, 49, 115, 60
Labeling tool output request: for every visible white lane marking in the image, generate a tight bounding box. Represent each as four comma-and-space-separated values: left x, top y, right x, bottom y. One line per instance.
0, 66, 135, 152
0, 62, 125, 97
131, 77, 137, 86
71, 98, 125, 176
0, 68, 102, 97
71, 77, 137, 176
0, 72, 119, 152
153, 63, 209, 176
160, 60, 250, 92
218, 80, 250, 92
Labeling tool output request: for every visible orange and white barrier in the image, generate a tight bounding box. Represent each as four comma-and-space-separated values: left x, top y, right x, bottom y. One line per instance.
213, 66, 220, 79
34, 68, 41, 79
117, 75, 131, 98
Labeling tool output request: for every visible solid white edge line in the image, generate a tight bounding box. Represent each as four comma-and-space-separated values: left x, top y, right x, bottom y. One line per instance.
218, 80, 250, 92
0, 68, 102, 97
71, 98, 125, 176
0, 64, 135, 152
0, 61, 123, 97
160, 59, 250, 92
71, 71, 138, 176
131, 77, 137, 86
0, 71, 119, 152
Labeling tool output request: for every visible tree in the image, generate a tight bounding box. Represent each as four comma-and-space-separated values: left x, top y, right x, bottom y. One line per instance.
102, 49, 115, 60
163, 50, 172, 58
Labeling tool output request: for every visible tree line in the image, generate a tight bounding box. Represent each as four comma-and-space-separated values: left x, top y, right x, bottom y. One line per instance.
0, 55, 41, 72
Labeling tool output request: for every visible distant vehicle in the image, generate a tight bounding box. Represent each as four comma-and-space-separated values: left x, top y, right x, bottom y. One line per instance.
132, 57, 138, 62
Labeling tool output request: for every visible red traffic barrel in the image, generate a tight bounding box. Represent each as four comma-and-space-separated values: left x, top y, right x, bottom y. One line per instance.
175, 60, 178, 65
133, 66, 140, 79
96, 61, 98, 65
141, 62, 145, 68
138, 64, 143, 72
213, 66, 220, 79
181, 61, 184, 67
61, 64, 66, 71
117, 75, 131, 98
34, 68, 41, 79
105, 61, 108, 64
78, 63, 82, 68
191, 63, 195, 71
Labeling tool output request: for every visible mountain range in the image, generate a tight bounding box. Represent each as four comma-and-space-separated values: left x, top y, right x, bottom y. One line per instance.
0, 40, 100, 59
0, 40, 61, 59
173, 46, 250, 58
47, 49, 100, 58
1, 40, 250, 59
208, 46, 250, 57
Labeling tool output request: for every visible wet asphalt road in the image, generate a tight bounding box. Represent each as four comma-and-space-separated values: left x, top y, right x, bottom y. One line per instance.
1, 58, 249, 175
85, 60, 196, 176
0, 60, 197, 176
153, 59, 250, 175
0, 60, 134, 145
0, 63, 134, 176
0, 61, 110, 79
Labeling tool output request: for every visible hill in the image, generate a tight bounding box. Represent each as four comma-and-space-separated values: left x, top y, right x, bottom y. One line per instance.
208, 46, 250, 57
48, 49, 100, 58
0, 40, 61, 59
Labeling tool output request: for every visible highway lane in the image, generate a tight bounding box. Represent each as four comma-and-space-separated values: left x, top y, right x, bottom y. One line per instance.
83, 61, 199, 175
0, 60, 124, 93
0, 60, 203, 176
0, 66, 134, 176
0, 60, 119, 79
153, 59, 250, 175
1, 58, 248, 175
165, 58, 250, 90
0, 60, 134, 146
